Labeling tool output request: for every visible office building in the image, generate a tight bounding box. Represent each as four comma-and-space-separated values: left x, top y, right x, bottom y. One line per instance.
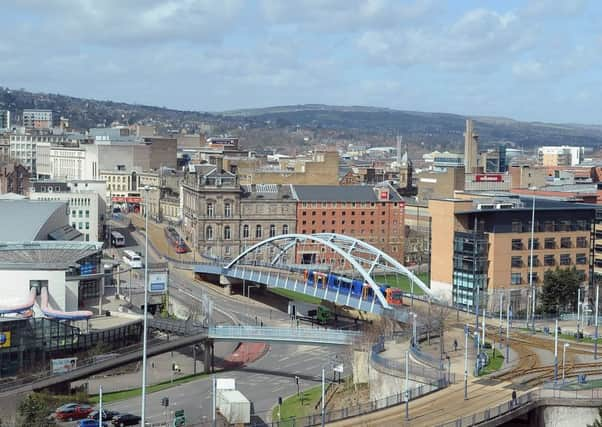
9, 133, 72, 175
30, 180, 107, 242
0, 110, 10, 130
538, 146, 584, 167
429, 196, 595, 312
23, 109, 53, 129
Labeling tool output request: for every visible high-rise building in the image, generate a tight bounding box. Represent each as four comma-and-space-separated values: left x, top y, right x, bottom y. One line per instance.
538, 146, 584, 167
22, 109, 53, 129
0, 110, 10, 130
463, 119, 479, 173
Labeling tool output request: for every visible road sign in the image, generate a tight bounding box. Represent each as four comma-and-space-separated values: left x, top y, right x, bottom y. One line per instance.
173, 416, 185, 427
334, 363, 344, 373
174, 409, 184, 418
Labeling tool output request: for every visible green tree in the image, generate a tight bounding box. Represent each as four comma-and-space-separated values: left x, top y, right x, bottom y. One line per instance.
17, 393, 56, 427
541, 267, 581, 315
587, 406, 602, 427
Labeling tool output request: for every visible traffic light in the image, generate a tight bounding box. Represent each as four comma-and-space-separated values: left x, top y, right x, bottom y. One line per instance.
278, 397, 283, 405
161, 397, 169, 407
295, 376, 299, 385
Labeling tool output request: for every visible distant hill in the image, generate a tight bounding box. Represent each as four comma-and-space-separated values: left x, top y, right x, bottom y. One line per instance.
2, 87, 602, 150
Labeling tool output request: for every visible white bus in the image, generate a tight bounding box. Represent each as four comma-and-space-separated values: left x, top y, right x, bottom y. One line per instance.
123, 250, 143, 269
111, 231, 125, 247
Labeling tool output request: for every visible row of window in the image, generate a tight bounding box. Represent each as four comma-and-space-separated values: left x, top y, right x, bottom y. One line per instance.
206, 202, 233, 218
71, 210, 90, 218
302, 210, 389, 217
511, 219, 589, 233
511, 270, 586, 284
511, 254, 587, 268
205, 224, 289, 240
511, 236, 588, 250
301, 202, 398, 208
72, 222, 90, 230
302, 219, 391, 226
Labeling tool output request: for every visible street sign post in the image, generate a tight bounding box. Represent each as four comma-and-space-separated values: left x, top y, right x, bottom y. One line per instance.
173, 409, 185, 427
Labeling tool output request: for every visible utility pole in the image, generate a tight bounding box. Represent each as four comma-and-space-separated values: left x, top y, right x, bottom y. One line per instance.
321, 368, 325, 427
464, 324, 469, 400
554, 319, 558, 383
140, 186, 150, 424
596, 285, 600, 360
529, 189, 537, 332
405, 350, 410, 420
506, 299, 511, 363
473, 216, 480, 332
499, 292, 503, 348
98, 385, 103, 427
577, 287, 581, 340
212, 375, 216, 427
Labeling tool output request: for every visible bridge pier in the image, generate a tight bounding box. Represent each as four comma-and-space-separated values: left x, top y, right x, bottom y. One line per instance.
202, 339, 214, 374
219, 275, 232, 295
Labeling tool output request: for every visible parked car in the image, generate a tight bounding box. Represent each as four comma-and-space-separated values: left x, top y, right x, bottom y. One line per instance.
55, 402, 79, 413
77, 419, 109, 427
111, 413, 141, 426
89, 410, 120, 421
55, 404, 93, 421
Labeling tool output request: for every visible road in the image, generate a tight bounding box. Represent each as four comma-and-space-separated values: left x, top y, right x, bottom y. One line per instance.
96, 218, 345, 425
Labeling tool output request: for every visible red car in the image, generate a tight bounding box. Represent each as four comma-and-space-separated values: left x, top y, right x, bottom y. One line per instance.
55, 404, 94, 421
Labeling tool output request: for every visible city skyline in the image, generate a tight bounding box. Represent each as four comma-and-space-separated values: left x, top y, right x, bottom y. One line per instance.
1, 0, 602, 124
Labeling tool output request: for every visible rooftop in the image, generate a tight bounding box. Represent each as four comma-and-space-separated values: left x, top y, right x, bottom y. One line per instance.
0, 241, 103, 270
292, 184, 402, 202
0, 199, 68, 241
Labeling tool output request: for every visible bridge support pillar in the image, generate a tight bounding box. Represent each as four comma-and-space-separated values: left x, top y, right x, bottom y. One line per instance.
203, 339, 214, 374
219, 275, 232, 295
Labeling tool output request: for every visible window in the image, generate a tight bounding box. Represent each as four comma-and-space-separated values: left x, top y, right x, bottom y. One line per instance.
78, 210, 83, 218
85, 210, 89, 218
577, 236, 588, 248
561, 237, 572, 248
529, 255, 539, 267
224, 203, 232, 218
256, 225, 262, 239
577, 270, 586, 281
544, 255, 555, 266
560, 254, 571, 265
529, 272, 539, 283
243, 224, 249, 239
206, 226, 213, 240
224, 226, 231, 240
512, 239, 523, 250
544, 238, 555, 249
576, 253, 587, 265
269, 224, 276, 237
78, 222, 83, 229
543, 220, 555, 232
511, 273, 522, 285
511, 256, 522, 268
282, 224, 289, 234
85, 222, 89, 230
207, 202, 214, 217
71, 209, 76, 217
225, 246, 231, 256
528, 238, 539, 250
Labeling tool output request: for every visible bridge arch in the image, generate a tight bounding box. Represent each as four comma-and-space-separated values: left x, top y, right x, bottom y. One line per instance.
226, 233, 435, 309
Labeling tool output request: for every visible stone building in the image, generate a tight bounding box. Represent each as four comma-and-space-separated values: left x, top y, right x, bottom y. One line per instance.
181, 158, 297, 261
0, 162, 30, 195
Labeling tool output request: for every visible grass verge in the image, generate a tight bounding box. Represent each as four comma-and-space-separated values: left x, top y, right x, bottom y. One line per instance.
480, 348, 505, 376
268, 288, 323, 305
271, 384, 322, 426
89, 372, 209, 404
374, 272, 429, 295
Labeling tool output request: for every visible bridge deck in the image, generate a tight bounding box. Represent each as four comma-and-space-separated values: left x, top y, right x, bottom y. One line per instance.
208, 325, 359, 346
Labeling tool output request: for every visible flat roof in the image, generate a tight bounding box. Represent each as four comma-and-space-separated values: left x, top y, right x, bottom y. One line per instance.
455, 196, 598, 214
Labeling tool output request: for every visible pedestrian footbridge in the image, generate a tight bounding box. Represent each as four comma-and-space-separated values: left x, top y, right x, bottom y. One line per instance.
208, 325, 360, 346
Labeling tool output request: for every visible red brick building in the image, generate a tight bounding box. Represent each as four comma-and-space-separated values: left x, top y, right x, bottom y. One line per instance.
292, 184, 405, 263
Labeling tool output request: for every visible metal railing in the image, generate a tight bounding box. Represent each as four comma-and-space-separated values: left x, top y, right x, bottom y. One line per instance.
208, 325, 360, 345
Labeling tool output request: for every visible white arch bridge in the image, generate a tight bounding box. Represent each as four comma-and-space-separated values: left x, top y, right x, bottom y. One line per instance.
194, 233, 435, 322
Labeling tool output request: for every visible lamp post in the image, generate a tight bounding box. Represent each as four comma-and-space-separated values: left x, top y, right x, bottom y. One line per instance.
412, 313, 417, 347
562, 343, 570, 383
506, 298, 511, 363
405, 349, 410, 420
499, 292, 503, 349
464, 324, 469, 400
554, 319, 558, 383
321, 367, 325, 427
577, 288, 581, 340
594, 285, 600, 360
528, 187, 537, 332
141, 185, 150, 424
98, 385, 103, 427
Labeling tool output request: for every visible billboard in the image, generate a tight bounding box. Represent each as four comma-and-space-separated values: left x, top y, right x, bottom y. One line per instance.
51, 357, 77, 374
148, 272, 168, 293
475, 174, 503, 182
0, 331, 11, 348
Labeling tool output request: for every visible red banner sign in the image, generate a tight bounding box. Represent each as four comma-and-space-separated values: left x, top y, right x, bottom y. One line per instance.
475, 174, 503, 182
112, 196, 142, 203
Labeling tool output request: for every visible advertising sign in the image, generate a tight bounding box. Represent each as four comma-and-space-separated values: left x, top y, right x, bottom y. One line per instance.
111, 196, 142, 203
475, 174, 503, 182
148, 272, 168, 293
0, 331, 11, 348
51, 357, 77, 374
216, 378, 236, 390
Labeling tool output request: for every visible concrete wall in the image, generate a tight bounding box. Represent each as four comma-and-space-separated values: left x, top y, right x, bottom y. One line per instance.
368, 360, 421, 402
539, 405, 598, 427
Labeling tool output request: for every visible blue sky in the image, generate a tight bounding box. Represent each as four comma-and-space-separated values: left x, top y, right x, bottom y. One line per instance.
1, 0, 601, 123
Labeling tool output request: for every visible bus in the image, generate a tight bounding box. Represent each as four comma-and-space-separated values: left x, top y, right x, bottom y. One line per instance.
123, 250, 143, 269
111, 231, 125, 247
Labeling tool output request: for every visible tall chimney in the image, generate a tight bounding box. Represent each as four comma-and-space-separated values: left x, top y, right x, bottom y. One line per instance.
464, 119, 479, 173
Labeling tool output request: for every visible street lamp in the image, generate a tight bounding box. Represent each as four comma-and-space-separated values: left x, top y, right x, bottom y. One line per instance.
562, 343, 570, 383
141, 185, 150, 424
554, 319, 558, 383
411, 312, 417, 347
464, 324, 469, 400
528, 186, 537, 332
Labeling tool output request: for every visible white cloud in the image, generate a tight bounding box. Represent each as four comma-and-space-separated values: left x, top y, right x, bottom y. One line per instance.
511, 60, 545, 79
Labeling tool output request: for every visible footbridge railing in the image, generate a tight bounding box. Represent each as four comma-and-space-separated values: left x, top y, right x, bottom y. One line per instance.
208, 325, 360, 346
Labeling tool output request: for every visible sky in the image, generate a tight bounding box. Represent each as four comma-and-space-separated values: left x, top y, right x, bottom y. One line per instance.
1, 0, 602, 124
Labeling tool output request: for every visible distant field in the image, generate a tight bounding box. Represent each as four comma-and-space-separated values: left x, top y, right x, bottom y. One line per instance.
374, 272, 429, 296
